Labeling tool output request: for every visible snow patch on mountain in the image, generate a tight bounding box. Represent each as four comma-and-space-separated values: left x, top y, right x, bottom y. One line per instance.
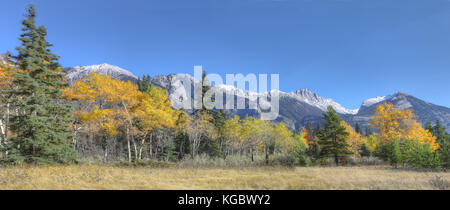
361, 94, 394, 107
362, 96, 386, 107
286, 89, 358, 115
63, 63, 137, 84
200, 83, 357, 115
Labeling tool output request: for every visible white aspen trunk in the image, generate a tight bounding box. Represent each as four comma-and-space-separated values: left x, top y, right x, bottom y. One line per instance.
104, 145, 108, 162
0, 119, 5, 146
149, 133, 153, 159
138, 139, 144, 160
133, 138, 138, 161
126, 126, 132, 162
4, 103, 9, 145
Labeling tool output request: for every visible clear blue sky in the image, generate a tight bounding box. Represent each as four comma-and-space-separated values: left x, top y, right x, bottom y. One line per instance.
1, 0, 450, 109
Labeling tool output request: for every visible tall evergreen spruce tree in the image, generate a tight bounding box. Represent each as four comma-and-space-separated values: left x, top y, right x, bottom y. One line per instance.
313, 122, 322, 137
433, 120, 450, 168
318, 106, 352, 165
194, 70, 222, 157
305, 120, 313, 136
433, 120, 445, 140
364, 127, 372, 137
355, 122, 362, 134
425, 121, 433, 133
7, 5, 76, 164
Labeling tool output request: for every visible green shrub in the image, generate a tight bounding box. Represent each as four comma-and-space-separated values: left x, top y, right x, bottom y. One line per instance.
375, 139, 441, 169
375, 139, 403, 167
270, 153, 296, 167
319, 157, 329, 166
401, 141, 440, 169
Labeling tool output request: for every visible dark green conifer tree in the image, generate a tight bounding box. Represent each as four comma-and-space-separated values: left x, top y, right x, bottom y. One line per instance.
425, 121, 433, 133
317, 106, 352, 166
365, 127, 372, 137
305, 120, 313, 136
137, 74, 152, 92
433, 120, 450, 168
355, 122, 362, 134
313, 122, 322, 137
194, 70, 222, 157
6, 5, 76, 164
434, 121, 445, 140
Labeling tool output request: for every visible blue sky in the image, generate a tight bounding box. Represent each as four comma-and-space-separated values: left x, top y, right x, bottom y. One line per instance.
1, 0, 450, 109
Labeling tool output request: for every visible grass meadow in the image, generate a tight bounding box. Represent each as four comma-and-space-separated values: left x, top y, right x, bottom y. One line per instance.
0, 165, 448, 190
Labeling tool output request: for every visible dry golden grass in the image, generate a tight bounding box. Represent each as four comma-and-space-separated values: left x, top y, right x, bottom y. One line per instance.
0, 165, 448, 190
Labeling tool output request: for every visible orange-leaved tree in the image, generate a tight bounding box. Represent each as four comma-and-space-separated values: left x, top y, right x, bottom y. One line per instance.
370, 103, 439, 152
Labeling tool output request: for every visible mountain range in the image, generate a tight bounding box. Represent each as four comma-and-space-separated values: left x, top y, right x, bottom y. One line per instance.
63, 63, 450, 132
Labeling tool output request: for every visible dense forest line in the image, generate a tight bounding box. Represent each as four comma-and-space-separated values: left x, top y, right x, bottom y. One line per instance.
0, 5, 449, 169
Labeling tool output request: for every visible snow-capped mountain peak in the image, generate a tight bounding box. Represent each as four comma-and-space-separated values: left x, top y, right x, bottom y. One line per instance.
362, 96, 386, 107
63, 63, 138, 84
287, 89, 358, 115
361, 94, 394, 107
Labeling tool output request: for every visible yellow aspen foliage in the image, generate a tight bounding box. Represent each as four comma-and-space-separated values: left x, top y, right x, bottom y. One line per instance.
174, 110, 191, 131
364, 135, 378, 153
0, 65, 13, 89
370, 103, 439, 152
370, 103, 415, 143
223, 115, 244, 148
64, 73, 177, 135
341, 121, 365, 156
240, 118, 297, 153
299, 128, 308, 145
64, 73, 140, 135
273, 122, 296, 152
134, 86, 177, 131
303, 128, 316, 151
402, 120, 439, 152
295, 129, 308, 148
241, 117, 271, 150
77, 107, 118, 135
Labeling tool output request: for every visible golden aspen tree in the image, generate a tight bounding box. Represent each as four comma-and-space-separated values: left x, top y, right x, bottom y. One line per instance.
135, 86, 176, 131
223, 115, 244, 157
303, 128, 313, 150
370, 103, 439, 152
134, 86, 178, 160
241, 116, 265, 160
273, 122, 296, 153
402, 120, 439, 152
254, 119, 274, 165
341, 121, 365, 157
